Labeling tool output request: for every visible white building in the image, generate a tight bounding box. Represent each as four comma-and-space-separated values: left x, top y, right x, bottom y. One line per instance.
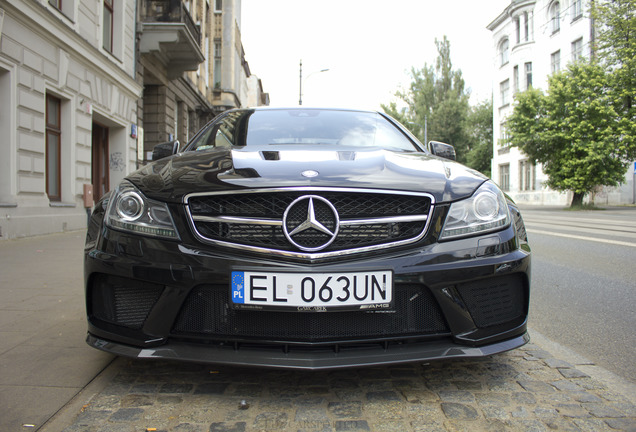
0, 0, 142, 238
488, 0, 635, 206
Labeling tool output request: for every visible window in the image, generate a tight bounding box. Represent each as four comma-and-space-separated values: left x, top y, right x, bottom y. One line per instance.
46, 95, 62, 201
49, 0, 75, 20
514, 17, 521, 44
525, 62, 533, 89
499, 122, 510, 148
572, 38, 584, 62
215, 0, 222, 13
571, 0, 583, 21
519, 160, 535, 191
513, 65, 519, 94
499, 39, 509, 66
550, 2, 561, 34
103, 0, 113, 52
499, 164, 510, 192
0, 68, 12, 203
551, 50, 561, 74
205, 36, 210, 88
500, 79, 510, 106
214, 41, 222, 88
523, 12, 530, 42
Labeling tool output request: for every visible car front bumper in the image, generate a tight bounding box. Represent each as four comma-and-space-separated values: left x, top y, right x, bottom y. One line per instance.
85, 209, 530, 369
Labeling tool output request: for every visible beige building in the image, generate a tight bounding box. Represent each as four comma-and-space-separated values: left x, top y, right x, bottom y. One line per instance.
0, 0, 267, 239
138, 0, 267, 158
0, 0, 142, 238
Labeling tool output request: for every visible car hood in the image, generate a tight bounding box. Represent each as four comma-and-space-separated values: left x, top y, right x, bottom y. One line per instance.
127, 146, 488, 204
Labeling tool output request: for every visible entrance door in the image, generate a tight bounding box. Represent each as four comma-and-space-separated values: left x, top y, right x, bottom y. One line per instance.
92, 123, 109, 201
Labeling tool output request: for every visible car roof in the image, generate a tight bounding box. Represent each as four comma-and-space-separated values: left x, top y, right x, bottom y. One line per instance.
232, 106, 380, 114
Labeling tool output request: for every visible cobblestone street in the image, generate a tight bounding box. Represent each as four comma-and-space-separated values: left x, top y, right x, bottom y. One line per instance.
58, 340, 636, 432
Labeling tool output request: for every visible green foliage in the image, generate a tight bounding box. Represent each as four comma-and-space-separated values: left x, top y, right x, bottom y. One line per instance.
508, 62, 633, 205
464, 100, 493, 177
592, 0, 636, 161
382, 36, 483, 167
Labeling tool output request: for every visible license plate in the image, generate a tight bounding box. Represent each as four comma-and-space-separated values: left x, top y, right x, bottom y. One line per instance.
230, 270, 393, 312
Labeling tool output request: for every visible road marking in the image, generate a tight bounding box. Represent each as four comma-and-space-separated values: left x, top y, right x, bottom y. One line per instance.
526, 229, 636, 248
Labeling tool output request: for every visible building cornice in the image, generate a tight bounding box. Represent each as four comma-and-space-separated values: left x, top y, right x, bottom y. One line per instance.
487, 0, 537, 31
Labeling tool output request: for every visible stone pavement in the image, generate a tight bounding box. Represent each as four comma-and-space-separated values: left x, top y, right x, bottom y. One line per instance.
51, 340, 636, 432
1, 230, 635, 432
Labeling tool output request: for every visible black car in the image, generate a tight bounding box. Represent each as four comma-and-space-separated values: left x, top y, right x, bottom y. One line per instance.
85, 108, 530, 369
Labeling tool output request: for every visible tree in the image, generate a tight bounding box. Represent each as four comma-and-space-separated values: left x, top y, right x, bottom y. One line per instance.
508, 62, 630, 206
382, 36, 471, 164
464, 100, 493, 177
592, 0, 636, 161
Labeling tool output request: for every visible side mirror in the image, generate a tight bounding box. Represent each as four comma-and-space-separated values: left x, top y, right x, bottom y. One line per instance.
152, 140, 180, 161
429, 141, 456, 161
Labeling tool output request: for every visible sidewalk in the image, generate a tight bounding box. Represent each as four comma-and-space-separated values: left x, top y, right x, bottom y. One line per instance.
0, 231, 114, 431
1, 231, 635, 431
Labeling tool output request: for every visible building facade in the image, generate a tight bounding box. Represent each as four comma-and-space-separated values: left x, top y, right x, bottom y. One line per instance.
488, 0, 634, 206
0, 0, 267, 239
0, 0, 142, 238
137, 0, 266, 160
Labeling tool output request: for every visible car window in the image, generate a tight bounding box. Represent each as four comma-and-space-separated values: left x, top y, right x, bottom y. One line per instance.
246, 110, 420, 152
188, 109, 421, 152
190, 110, 251, 151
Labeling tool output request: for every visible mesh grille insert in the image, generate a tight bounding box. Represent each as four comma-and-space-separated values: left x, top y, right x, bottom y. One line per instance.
187, 190, 433, 254
90, 275, 164, 329
456, 274, 525, 328
172, 283, 448, 342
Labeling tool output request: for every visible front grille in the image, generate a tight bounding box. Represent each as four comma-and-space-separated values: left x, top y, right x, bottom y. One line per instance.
172, 284, 449, 342
186, 189, 433, 257
456, 274, 526, 328
90, 274, 164, 329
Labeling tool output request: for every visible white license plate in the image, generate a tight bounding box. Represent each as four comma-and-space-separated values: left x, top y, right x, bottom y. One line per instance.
230, 270, 393, 311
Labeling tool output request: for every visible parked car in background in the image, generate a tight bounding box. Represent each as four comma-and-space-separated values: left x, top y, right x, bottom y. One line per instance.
84, 108, 531, 369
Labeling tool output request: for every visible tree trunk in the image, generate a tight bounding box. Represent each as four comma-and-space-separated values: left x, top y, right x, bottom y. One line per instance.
571, 192, 585, 207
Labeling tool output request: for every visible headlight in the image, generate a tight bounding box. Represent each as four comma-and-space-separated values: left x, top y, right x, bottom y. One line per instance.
105, 180, 179, 239
440, 181, 511, 240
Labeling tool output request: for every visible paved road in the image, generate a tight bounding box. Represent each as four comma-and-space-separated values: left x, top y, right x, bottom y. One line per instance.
40, 346, 636, 432
520, 206, 636, 384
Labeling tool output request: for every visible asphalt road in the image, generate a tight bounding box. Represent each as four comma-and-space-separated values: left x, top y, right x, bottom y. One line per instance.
520, 206, 636, 385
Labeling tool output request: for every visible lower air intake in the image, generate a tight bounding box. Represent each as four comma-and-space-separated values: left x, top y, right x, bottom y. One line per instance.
172, 283, 449, 342
90, 274, 164, 329
456, 274, 526, 328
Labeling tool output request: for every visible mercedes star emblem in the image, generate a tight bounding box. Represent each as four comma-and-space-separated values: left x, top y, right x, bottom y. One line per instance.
282, 195, 339, 252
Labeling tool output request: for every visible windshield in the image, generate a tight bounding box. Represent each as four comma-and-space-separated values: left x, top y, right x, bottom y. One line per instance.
188, 109, 422, 153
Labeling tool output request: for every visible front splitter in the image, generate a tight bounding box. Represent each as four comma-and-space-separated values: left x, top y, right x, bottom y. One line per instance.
87, 332, 530, 370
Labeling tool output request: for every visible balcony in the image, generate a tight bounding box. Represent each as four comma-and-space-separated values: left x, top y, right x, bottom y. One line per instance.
139, 0, 205, 79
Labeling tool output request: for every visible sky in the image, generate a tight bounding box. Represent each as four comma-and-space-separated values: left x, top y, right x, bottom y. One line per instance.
240, 0, 511, 111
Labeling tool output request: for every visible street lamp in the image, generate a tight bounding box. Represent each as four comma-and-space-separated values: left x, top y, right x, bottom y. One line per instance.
298, 59, 329, 105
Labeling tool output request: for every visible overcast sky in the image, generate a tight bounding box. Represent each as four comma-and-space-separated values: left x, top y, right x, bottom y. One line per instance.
240, 0, 511, 110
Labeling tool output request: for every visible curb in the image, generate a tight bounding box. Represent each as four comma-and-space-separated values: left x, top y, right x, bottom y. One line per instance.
39, 356, 119, 432
529, 329, 636, 406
